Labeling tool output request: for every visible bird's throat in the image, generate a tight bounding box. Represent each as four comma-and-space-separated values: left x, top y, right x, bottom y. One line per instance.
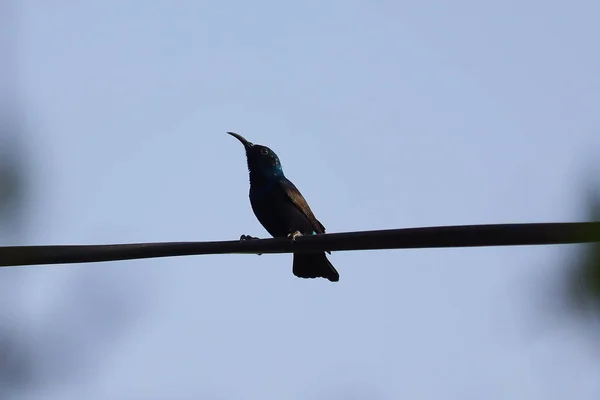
248, 169, 283, 197
249, 175, 278, 197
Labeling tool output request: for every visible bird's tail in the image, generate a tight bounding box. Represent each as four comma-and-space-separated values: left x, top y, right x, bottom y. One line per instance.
292, 252, 339, 282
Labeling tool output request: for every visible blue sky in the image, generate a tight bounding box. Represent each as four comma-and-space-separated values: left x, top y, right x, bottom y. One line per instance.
9, 0, 600, 398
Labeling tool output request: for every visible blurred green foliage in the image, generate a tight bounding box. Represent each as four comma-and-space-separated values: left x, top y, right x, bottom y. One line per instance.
0, 109, 35, 395
565, 189, 600, 315
0, 107, 26, 243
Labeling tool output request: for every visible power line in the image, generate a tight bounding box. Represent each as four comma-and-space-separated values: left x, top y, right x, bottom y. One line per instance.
0, 222, 598, 268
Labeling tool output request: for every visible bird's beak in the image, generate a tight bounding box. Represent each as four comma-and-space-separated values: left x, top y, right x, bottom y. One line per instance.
227, 132, 254, 149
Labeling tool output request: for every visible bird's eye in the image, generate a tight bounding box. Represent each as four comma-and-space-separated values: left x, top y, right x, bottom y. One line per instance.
260, 148, 269, 155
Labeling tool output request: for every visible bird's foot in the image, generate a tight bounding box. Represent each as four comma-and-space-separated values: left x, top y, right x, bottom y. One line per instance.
287, 230, 303, 242
239, 234, 262, 255
239, 234, 260, 241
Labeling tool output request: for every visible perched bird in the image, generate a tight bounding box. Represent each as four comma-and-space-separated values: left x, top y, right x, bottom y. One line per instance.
227, 131, 339, 282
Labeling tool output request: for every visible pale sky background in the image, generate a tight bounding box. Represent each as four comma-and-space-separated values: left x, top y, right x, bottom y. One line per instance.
5, 0, 600, 398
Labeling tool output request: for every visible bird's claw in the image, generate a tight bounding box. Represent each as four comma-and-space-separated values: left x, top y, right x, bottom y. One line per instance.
239, 234, 262, 255
287, 230, 303, 242
240, 234, 260, 241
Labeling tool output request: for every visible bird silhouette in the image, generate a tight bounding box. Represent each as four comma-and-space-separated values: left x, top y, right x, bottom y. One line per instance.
227, 131, 339, 282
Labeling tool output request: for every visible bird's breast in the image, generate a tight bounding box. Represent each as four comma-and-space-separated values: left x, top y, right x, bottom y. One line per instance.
249, 180, 277, 199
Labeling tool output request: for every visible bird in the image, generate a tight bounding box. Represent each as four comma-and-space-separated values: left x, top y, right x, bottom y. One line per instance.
227, 131, 339, 282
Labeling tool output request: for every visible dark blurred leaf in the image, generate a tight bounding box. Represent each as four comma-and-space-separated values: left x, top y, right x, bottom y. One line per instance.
565, 188, 600, 315
0, 108, 34, 395
0, 106, 27, 243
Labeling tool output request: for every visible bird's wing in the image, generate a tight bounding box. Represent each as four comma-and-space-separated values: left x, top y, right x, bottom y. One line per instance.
278, 177, 326, 234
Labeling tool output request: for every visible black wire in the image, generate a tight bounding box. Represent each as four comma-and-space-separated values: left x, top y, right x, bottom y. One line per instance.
0, 222, 598, 267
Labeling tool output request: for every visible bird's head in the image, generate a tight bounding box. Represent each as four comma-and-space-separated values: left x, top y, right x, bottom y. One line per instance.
227, 132, 284, 177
